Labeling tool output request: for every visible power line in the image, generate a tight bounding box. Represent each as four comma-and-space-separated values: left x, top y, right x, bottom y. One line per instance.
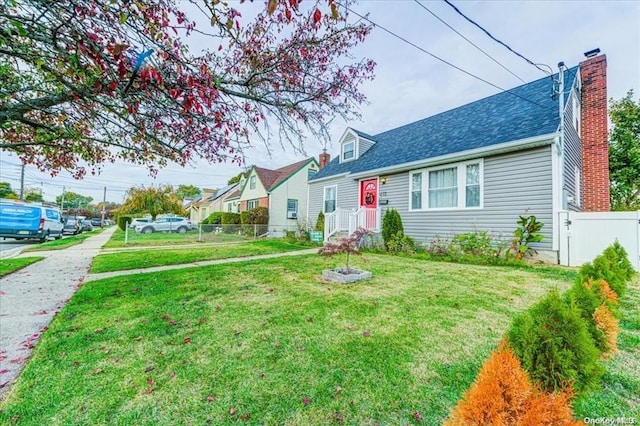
442, 0, 551, 76
339, 2, 553, 110
413, 0, 525, 83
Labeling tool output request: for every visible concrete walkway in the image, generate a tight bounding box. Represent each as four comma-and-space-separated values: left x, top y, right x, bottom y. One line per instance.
0, 226, 117, 398
85, 248, 318, 282
0, 229, 318, 399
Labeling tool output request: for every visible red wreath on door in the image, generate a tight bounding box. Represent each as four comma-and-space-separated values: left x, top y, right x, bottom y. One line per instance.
364, 192, 375, 205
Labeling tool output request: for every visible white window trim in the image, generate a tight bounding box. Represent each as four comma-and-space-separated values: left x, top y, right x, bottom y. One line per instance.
341, 140, 356, 162
408, 159, 484, 211
323, 185, 338, 213
249, 175, 256, 190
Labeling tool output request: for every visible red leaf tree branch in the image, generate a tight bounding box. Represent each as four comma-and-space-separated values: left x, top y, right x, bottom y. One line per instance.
0, 0, 375, 177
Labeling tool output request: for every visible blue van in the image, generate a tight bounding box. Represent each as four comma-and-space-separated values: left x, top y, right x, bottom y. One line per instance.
0, 200, 64, 242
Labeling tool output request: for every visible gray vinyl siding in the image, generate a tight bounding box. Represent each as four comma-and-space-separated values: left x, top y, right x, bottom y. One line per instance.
380, 146, 553, 250
307, 176, 359, 229
359, 138, 375, 156
563, 86, 582, 212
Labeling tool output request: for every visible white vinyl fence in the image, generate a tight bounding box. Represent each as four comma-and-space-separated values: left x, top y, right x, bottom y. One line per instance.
558, 211, 640, 271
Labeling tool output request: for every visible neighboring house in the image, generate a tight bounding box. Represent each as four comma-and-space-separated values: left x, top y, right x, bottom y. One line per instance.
238, 158, 320, 233
187, 188, 218, 224
207, 183, 239, 214
308, 51, 610, 260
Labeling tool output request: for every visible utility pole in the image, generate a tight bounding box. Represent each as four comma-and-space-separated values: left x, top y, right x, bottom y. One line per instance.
60, 186, 66, 211
101, 186, 107, 227
19, 163, 25, 201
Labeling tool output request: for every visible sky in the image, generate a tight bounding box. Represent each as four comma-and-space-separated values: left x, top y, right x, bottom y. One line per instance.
1, 0, 638, 204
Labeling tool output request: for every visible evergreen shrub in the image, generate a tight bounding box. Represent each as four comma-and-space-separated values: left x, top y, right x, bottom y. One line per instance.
381, 208, 403, 249
507, 289, 603, 393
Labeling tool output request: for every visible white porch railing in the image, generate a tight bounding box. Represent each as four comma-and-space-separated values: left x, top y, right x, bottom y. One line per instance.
324, 207, 380, 242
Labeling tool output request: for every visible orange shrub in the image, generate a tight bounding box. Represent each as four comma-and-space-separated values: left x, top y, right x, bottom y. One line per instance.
445, 341, 585, 425
520, 389, 585, 425
596, 280, 618, 305
593, 304, 620, 357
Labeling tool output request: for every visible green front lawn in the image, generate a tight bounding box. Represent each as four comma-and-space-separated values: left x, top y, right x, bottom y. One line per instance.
90, 240, 312, 273
0, 255, 580, 425
0, 256, 44, 277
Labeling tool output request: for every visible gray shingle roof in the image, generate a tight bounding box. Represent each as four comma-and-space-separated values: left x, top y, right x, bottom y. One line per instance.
313, 67, 578, 179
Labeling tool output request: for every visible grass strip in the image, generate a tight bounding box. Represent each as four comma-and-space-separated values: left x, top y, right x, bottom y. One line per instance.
0, 256, 44, 278
90, 240, 313, 273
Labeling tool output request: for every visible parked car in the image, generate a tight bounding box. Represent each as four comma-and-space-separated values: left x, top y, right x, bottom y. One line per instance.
0, 200, 64, 242
80, 220, 93, 232
62, 219, 82, 235
129, 217, 152, 228
135, 217, 193, 234
90, 218, 103, 227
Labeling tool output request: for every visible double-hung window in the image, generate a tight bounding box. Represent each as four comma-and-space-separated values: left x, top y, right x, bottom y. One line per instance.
410, 160, 483, 210
287, 199, 298, 219
428, 167, 458, 208
249, 176, 256, 190
324, 185, 337, 213
247, 199, 259, 210
342, 141, 355, 161
411, 173, 422, 210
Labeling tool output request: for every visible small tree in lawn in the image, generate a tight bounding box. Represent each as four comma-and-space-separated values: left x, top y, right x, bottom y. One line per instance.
318, 227, 370, 274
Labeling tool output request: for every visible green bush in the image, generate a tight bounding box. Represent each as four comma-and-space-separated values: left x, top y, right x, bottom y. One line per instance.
577, 242, 635, 298
507, 288, 603, 393
202, 212, 223, 225
452, 231, 494, 256
221, 212, 241, 225
565, 281, 608, 353
381, 209, 404, 249
240, 211, 251, 225
509, 215, 544, 259
220, 212, 241, 234
386, 231, 417, 255
609, 241, 635, 282
315, 211, 325, 232
117, 215, 133, 231
249, 207, 269, 225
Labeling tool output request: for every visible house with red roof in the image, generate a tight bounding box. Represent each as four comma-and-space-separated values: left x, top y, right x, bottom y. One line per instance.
239, 157, 320, 233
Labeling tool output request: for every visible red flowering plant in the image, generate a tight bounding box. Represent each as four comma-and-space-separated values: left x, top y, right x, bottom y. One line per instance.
318, 227, 371, 274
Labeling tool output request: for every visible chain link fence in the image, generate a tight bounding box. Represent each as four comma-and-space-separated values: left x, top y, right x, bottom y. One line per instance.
121, 224, 316, 245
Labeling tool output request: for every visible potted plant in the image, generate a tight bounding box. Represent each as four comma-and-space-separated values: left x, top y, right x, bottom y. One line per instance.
318, 228, 372, 283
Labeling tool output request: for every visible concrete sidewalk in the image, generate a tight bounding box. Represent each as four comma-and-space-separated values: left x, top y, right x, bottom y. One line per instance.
0, 226, 117, 399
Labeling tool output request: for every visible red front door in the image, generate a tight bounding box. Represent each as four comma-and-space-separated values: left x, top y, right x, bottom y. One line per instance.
360, 179, 378, 229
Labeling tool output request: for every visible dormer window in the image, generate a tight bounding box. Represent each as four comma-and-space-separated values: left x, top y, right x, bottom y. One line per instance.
342, 141, 355, 161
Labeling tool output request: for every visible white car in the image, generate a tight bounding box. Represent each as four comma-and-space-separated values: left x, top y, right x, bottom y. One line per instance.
129, 217, 152, 228
134, 217, 193, 234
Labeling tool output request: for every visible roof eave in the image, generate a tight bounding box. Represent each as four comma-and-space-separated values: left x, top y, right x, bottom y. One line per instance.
349, 132, 559, 179
267, 158, 318, 193
308, 172, 350, 184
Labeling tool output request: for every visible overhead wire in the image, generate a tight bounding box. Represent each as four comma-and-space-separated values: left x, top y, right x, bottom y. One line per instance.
412, 0, 526, 83
338, 2, 553, 110
442, 0, 552, 76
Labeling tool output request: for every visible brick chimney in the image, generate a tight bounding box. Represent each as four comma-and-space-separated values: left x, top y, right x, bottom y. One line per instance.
579, 51, 610, 211
319, 148, 330, 169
